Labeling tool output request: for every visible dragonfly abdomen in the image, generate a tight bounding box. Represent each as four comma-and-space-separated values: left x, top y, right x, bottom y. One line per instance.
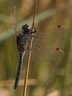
14, 54, 23, 89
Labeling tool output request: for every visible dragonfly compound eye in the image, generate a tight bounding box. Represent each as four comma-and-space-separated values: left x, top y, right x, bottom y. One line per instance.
22, 24, 31, 33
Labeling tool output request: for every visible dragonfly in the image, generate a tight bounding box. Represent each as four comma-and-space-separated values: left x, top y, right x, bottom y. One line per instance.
14, 0, 38, 90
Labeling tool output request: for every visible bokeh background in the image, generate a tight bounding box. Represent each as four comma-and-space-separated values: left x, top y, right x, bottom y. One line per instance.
0, 0, 72, 96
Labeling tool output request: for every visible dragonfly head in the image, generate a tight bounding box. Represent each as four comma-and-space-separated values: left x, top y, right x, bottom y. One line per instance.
22, 24, 31, 34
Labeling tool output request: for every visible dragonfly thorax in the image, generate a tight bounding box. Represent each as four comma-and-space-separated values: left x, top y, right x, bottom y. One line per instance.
22, 24, 31, 34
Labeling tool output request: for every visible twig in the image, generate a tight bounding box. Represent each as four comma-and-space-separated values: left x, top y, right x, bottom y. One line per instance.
14, 5, 17, 37
23, 0, 38, 96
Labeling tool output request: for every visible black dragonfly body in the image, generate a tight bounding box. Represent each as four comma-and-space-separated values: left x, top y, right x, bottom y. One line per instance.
14, 24, 36, 89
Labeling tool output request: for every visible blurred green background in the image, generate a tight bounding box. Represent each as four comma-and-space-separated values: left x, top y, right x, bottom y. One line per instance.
0, 0, 72, 96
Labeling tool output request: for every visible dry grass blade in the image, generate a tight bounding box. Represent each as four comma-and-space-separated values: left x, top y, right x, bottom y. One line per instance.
14, 5, 17, 37
23, 0, 38, 96
0, 79, 37, 88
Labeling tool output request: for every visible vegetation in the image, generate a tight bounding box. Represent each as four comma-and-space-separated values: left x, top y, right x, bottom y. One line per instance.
0, 0, 72, 96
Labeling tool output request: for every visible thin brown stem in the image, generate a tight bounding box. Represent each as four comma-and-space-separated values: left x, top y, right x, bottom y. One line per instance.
0, 79, 37, 87
23, 39, 33, 96
14, 5, 17, 37
23, 0, 38, 96
31, 0, 37, 31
